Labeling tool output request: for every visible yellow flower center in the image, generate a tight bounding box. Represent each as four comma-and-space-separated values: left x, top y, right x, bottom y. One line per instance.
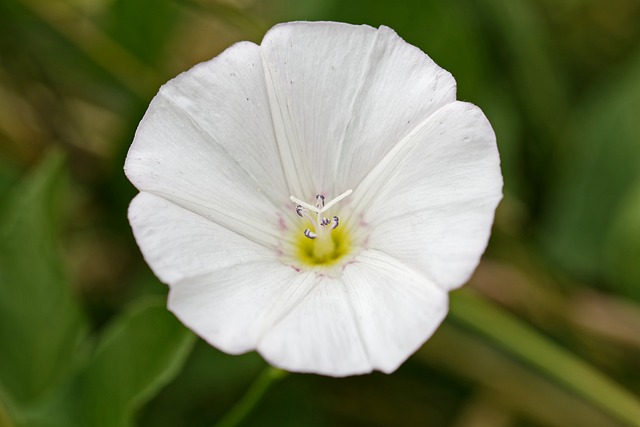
295, 222, 352, 266
289, 189, 354, 267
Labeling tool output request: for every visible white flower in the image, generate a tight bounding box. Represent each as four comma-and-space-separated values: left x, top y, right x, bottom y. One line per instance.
125, 21, 502, 377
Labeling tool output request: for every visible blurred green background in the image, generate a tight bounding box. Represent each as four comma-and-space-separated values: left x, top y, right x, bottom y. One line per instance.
1, 0, 640, 426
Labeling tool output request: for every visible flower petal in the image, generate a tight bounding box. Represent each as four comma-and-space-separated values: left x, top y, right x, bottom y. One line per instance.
260, 22, 456, 197
355, 101, 503, 290
125, 41, 287, 247
129, 192, 320, 354
256, 249, 448, 376
343, 250, 448, 373
257, 275, 371, 377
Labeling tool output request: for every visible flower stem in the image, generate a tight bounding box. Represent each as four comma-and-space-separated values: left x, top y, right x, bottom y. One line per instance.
215, 366, 288, 427
449, 290, 640, 427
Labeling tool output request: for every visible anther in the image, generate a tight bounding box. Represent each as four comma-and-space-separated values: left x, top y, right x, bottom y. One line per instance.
320, 217, 330, 226
330, 216, 339, 229
304, 229, 317, 239
296, 205, 304, 217
315, 194, 325, 208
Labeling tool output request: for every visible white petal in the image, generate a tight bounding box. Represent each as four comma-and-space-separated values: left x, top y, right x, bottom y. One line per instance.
260, 22, 456, 197
356, 101, 503, 290
258, 275, 371, 377
129, 192, 319, 354
125, 41, 287, 247
170, 271, 321, 355
342, 250, 448, 373
256, 249, 448, 376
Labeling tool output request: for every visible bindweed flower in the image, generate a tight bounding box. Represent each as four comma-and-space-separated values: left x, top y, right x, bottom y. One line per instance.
125, 22, 502, 377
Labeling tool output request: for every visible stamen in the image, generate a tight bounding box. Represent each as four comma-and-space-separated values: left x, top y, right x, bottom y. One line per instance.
290, 190, 352, 240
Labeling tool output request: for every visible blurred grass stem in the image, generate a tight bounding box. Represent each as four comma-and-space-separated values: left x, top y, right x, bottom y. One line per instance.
18, 0, 162, 99
180, 0, 267, 40
215, 366, 288, 427
0, 397, 15, 427
450, 290, 640, 427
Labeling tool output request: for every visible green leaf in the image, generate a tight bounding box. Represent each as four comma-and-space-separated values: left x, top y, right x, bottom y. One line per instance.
449, 290, 640, 427
71, 298, 195, 427
0, 151, 87, 406
138, 343, 265, 426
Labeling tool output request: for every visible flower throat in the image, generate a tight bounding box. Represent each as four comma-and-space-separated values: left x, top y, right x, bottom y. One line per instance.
290, 189, 352, 266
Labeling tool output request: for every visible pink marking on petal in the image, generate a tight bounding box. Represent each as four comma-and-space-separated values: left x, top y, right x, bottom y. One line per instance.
277, 213, 288, 231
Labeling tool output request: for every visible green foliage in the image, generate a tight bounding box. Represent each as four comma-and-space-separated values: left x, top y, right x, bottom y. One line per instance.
105, 0, 178, 66
0, 152, 87, 406
605, 184, 640, 298
140, 343, 266, 426
66, 299, 195, 427
0, 154, 194, 427
542, 48, 640, 292
449, 291, 640, 426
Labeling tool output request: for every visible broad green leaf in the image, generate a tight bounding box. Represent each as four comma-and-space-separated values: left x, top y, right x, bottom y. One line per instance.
17, 299, 196, 427
0, 151, 87, 406
71, 298, 195, 427
139, 343, 265, 426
